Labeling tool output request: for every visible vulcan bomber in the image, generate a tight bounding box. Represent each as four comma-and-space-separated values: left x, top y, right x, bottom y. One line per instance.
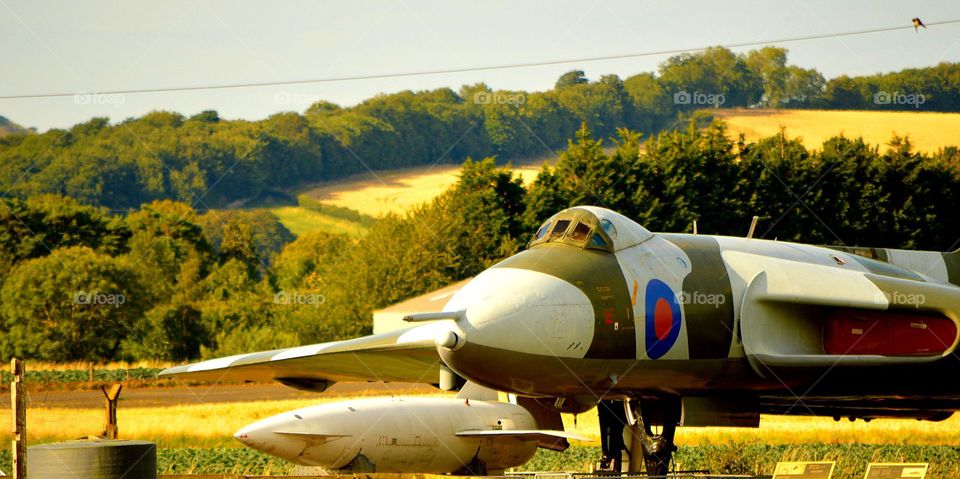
161, 206, 960, 475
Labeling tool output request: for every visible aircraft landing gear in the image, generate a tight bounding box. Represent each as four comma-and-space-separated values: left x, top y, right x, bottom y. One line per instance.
626, 399, 679, 476
597, 400, 628, 472
597, 398, 681, 476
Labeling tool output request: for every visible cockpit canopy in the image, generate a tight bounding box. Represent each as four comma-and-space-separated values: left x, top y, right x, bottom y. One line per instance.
528, 206, 654, 252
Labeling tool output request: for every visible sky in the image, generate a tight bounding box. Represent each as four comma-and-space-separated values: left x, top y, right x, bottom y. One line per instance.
2, 0, 959, 131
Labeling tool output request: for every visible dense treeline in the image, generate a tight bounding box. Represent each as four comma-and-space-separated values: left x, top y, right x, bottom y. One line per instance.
2, 121, 958, 363
2, 47, 960, 210
525, 124, 960, 250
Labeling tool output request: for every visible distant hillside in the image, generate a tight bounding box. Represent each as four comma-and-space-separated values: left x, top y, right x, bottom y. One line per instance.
3, 49, 960, 210
0, 116, 30, 136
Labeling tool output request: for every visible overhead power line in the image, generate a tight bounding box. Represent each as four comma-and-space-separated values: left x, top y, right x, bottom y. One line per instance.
3, 18, 960, 100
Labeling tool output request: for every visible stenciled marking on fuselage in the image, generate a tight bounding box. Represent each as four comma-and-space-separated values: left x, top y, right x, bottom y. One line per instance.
644, 279, 682, 359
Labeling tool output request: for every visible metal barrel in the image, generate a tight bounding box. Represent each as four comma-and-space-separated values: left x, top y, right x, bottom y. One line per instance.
27, 439, 156, 479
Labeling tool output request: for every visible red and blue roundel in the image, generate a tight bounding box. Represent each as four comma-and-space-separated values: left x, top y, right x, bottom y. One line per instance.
644, 279, 682, 359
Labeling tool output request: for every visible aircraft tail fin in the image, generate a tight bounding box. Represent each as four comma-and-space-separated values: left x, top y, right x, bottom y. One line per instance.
945, 249, 960, 285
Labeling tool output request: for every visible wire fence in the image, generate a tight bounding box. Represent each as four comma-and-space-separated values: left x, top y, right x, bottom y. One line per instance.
0, 362, 147, 447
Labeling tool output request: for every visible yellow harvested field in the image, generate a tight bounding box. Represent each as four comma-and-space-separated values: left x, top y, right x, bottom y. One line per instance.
302, 163, 546, 217
16, 393, 960, 448
714, 109, 960, 153
17, 392, 451, 448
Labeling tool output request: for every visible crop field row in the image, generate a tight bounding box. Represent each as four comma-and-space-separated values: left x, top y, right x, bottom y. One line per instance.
0, 367, 161, 385
2, 444, 959, 478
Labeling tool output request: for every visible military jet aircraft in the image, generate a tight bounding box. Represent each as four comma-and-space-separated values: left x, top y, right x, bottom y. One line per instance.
161, 206, 960, 475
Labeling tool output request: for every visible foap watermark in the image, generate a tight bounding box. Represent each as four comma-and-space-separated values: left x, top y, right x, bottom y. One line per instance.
676, 291, 726, 308
73, 92, 126, 108
673, 90, 725, 108
873, 90, 925, 109
507, 291, 542, 311
73, 290, 126, 307
473, 91, 525, 106
273, 290, 326, 307
873, 290, 926, 308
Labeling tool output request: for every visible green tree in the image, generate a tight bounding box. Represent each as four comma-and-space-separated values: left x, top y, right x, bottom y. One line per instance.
783, 66, 825, 107
659, 47, 763, 108
745, 47, 789, 107
822, 75, 866, 109
199, 209, 294, 269
128, 302, 209, 361
624, 72, 673, 131
272, 231, 351, 290
739, 129, 817, 242
555, 70, 589, 89
203, 325, 299, 359
0, 247, 148, 361
522, 165, 568, 232
0, 195, 129, 271
126, 200, 213, 300
636, 121, 744, 233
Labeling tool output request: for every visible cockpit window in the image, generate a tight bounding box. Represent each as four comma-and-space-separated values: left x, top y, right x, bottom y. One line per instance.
600, 219, 617, 240
569, 222, 591, 241
534, 220, 552, 240
550, 219, 571, 238
526, 210, 614, 252
589, 233, 609, 249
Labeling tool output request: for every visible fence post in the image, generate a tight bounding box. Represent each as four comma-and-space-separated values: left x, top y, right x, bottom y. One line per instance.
11, 357, 26, 479
101, 384, 122, 439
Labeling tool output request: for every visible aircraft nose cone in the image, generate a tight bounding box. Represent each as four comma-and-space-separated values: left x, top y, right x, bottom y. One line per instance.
233, 425, 253, 445
233, 423, 266, 449
442, 267, 595, 356
233, 420, 303, 460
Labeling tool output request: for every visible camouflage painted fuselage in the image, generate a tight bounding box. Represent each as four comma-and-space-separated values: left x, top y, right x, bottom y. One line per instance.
439, 206, 960, 420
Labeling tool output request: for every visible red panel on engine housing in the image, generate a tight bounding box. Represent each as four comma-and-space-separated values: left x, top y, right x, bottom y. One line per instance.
823, 309, 957, 356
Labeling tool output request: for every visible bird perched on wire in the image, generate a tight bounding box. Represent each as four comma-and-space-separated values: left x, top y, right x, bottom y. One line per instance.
913, 18, 927, 32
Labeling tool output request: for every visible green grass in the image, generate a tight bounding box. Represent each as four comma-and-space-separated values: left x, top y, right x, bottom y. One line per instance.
522, 445, 960, 477
5, 444, 959, 476
265, 206, 369, 237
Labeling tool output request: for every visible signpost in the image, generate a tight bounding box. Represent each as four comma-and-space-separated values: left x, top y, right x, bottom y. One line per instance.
864, 463, 928, 479
773, 461, 836, 479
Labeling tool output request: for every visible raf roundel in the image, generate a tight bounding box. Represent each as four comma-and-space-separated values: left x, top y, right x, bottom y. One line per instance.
644, 279, 682, 359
